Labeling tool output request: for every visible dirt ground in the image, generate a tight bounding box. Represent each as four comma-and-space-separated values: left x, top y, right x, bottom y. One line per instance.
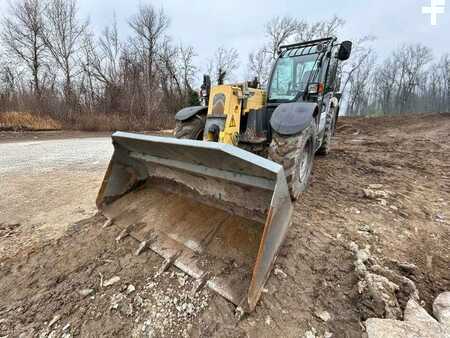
0, 113, 449, 337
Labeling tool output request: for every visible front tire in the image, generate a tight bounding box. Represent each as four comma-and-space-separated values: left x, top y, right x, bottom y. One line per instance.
174, 115, 205, 140
269, 122, 315, 200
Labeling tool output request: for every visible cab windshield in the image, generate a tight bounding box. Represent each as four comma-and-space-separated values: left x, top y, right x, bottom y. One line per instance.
268, 54, 319, 101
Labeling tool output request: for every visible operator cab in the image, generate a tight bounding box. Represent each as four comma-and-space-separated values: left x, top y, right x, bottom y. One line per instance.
265, 37, 352, 137
268, 37, 351, 105
268, 52, 321, 102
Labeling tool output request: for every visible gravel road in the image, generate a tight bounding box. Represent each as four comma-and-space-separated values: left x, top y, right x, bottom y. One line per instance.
0, 137, 113, 175
0, 137, 114, 246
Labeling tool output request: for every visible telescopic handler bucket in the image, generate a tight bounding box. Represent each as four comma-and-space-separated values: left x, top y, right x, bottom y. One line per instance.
96, 132, 293, 312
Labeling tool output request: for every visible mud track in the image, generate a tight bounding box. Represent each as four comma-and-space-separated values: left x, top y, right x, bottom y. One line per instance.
0, 113, 449, 337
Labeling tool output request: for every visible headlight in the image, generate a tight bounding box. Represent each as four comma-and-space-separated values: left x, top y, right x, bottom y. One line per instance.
308, 83, 324, 94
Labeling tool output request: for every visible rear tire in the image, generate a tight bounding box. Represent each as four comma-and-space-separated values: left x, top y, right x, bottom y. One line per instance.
317, 107, 336, 155
269, 122, 315, 200
174, 115, 205, 140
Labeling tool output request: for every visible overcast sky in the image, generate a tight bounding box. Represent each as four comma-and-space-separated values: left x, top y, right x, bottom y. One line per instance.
1, 0, 449, 77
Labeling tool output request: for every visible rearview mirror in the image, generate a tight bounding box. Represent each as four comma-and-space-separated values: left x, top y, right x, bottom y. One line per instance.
337, 41, 352, 61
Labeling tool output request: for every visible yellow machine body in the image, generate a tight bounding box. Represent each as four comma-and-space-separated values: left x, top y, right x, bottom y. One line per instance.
205, 84, 266, 145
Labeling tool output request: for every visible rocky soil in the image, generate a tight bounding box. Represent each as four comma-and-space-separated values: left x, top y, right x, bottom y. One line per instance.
0, 112, 449, 337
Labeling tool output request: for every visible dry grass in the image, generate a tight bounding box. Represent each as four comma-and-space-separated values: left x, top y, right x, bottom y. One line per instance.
70, 112, 136, 131
0, 111, 174, 132
69, 112, 174, 131
0, 112, 62, 131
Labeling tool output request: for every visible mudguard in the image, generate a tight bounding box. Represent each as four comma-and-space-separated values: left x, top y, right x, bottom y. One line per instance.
270, 102, 318, 135
318, 94, 339, 134
175, 106, 207, 121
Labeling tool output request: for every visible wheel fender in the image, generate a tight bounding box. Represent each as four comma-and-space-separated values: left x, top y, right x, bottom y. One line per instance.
321, 94, 338, 120
175, 106, 208, 122
329, 96, 339, 114
270, 102, 318, 136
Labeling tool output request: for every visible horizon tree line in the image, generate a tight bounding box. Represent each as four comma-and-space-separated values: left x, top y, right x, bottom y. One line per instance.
0, 0, 448, 131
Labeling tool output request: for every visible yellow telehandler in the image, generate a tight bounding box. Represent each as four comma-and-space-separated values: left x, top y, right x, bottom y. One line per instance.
97, 37, 352, 312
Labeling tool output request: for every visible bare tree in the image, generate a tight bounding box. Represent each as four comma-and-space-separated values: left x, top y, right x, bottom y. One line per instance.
178, 44, 196, 92
42, 0, 87, 103
78, 31, 99, 112
394, 44, 433, 112
441, 54, 450, 109
265, 16, 298, 60
407, 52, 448, 113
370, 44, 432, 114
94, 16, 121, 86
0, 57, 20, 111
341, 36, 376, 94
81, 15, 122, 110
207, 46, 239, 84
248, 15, 346, 87
262, 15, 345, 62
247, 47, 272, 87
346, 53, 376, 116
295, 15, 345, 42
358, 43, 439, 115
1, 0, 46, 97
374, 57, 398, 113
158, 38, 183, 110
128, 4, 169, 104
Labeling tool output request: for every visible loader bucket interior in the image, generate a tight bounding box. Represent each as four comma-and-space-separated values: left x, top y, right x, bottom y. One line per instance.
97, 132, 293, 311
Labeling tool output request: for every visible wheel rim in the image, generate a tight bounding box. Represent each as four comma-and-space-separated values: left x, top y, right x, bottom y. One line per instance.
299, 141, 311, 183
